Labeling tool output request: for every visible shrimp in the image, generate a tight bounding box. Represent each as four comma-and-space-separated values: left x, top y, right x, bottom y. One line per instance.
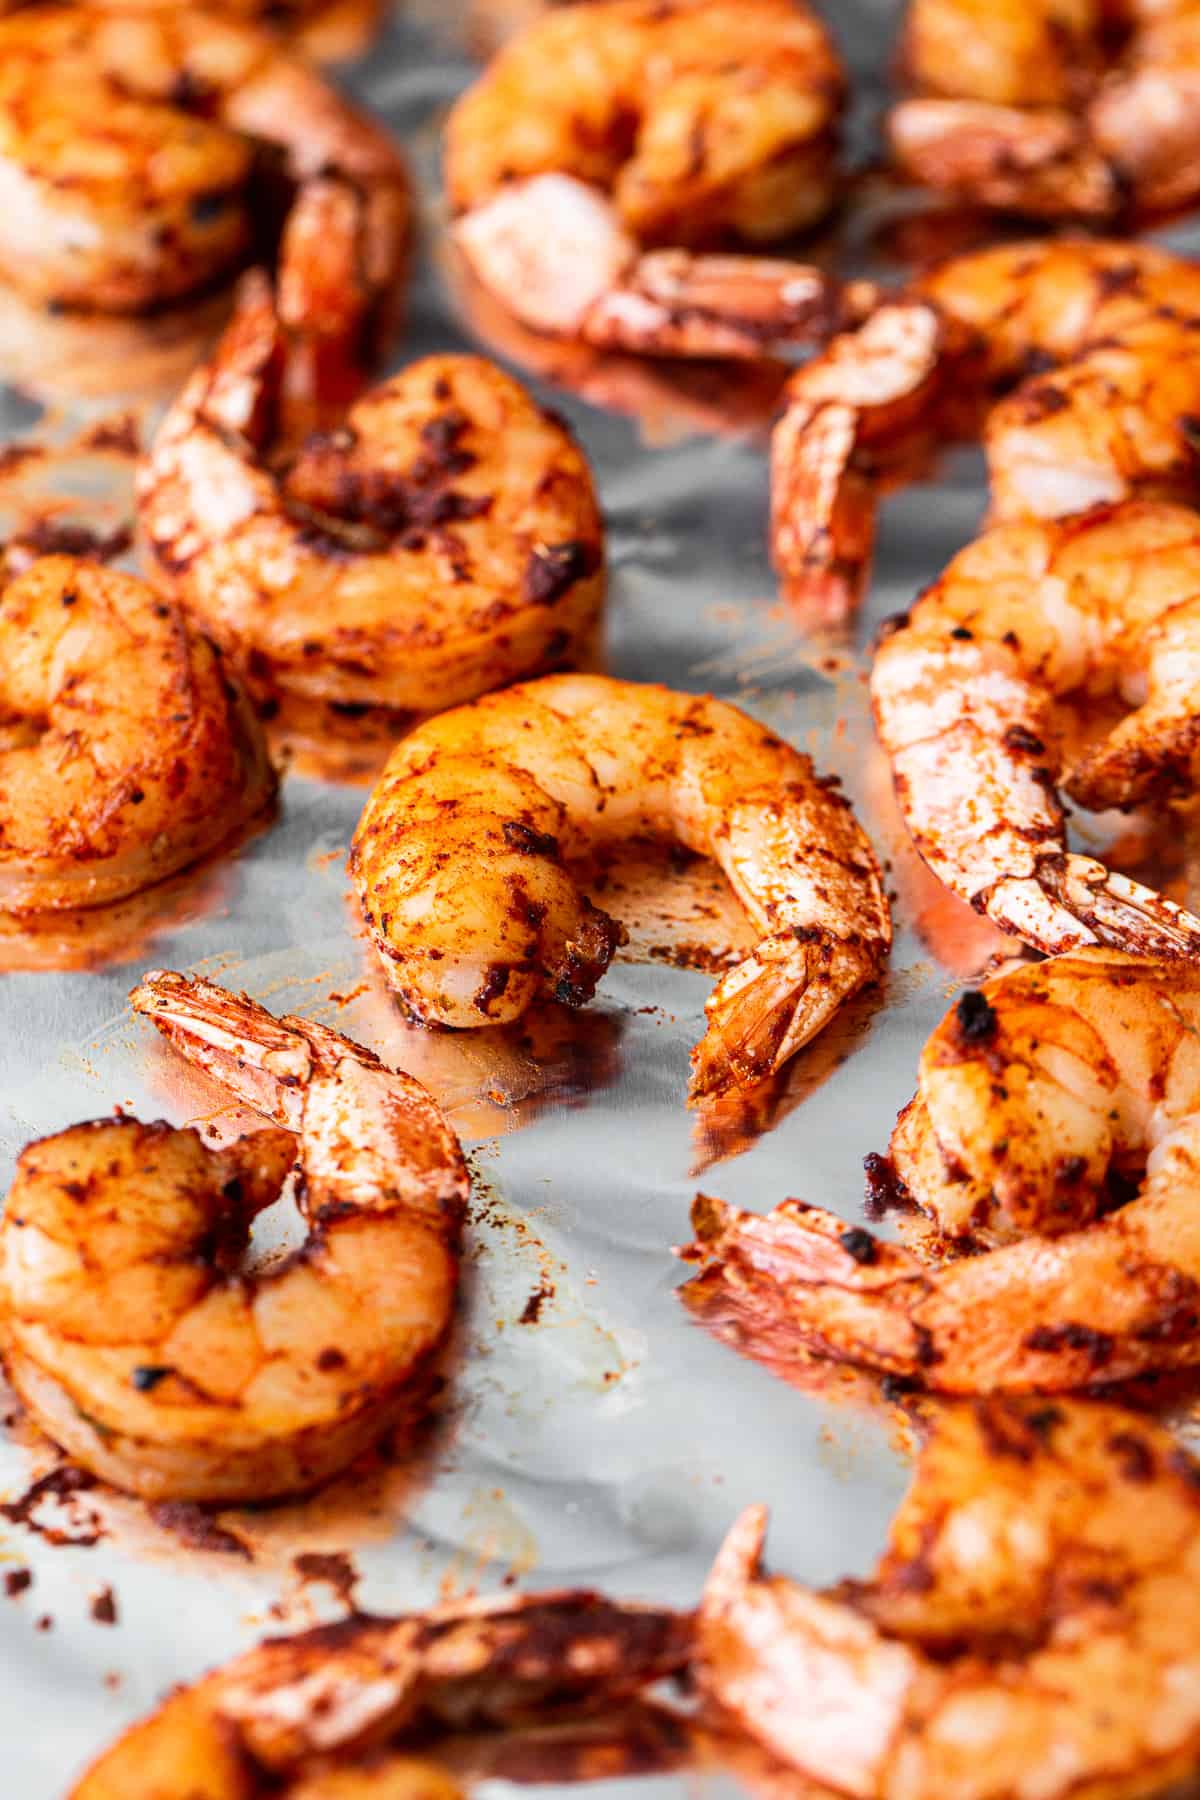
0, 5, 410, 404
677, 947, 1200, 1392
0, 970, 468, 1501
872, 501, 1200, 955
349, 674, 891, 1104
137, 273, 605, 727
772, 239, 1200, 620
445, 0, 876, 359
698, 1399, 1200, 1800
0, 554, 273, 912
72, 1585, 693, 1799
890, 0, 1200, 220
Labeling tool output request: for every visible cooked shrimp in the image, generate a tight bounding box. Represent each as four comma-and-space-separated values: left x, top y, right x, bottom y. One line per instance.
0, 5, 409, 403
72, 1586, 693, 1799
873, 501, 1200, 954
891, 0, 1200, 220
138, 274, 605, 724
0, 554, 273, 911
772, 239, 1200, 619
349, 674, 891, 1103
678, 947, 1200, 1392
698, 1399, 1200, 1799
446, 0, 874, 359
0, 970, 468, 1501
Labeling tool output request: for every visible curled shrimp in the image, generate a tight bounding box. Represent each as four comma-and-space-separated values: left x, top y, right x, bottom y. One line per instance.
0, 554, 273, 912
0, 4, 410, 403
698, 1399, 1200, 1800
445, 0, 875, 359
772, 239, 1200, 620
72, 1585, 693, 1798
138, 274, 605, 728
349, 673, 891, 1104
872, 500, 1200, 955
678, 947, 1200, 1393
0, 970, 468, 1501
891, 0, 1200, 220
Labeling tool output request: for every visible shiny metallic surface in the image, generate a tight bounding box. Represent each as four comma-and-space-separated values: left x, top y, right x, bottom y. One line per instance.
0, 4, 1195, 1796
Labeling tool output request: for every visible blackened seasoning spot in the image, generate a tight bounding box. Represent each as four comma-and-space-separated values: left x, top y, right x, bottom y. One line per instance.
1024, 1404, 1063, 1441
90, 1586, 117, 1626
956, 990, 997, 1042
1023, 1321, 1115, 1366
1108, 1430, 1155, 1482
839, 1227, 878, 1266
475, 965, 511, 1013
863, 1152, 913, 1219
131, 1365, 172, 1392
503, 820, 559, 857
189, 190, 229, 226
524, 541, 594, 606
1004, 724, 1046, 756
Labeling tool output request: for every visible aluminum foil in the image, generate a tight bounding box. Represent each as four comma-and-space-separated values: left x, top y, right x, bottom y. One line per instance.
2, 4, 1199, 1796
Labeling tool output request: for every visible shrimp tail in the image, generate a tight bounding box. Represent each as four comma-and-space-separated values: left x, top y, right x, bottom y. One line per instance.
688, 932, 876, 1104
131, 969, 317, 1128
770, 398, 877, 628
986, 855, 1200, 957
677, 1192, 931, 1375
702, 1504, 769, 1613
277, 173, 411, 428
888, 99, 1120, 218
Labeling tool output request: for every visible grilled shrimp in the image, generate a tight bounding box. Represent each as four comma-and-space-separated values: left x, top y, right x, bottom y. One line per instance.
891, 0, 1200, 220
698, 1400, 1200, 1800
773, 239, 1200, 619
0, 970, 468, 1501
73, 1586, 692, 1800
445, 0, 873, 359
679, 948, 1200, 1392
0, 5, 409, 402
349, 674, 891, 1103
873, 501, 1200, 955
138, 274, 604, 726
0, 555, 273, 912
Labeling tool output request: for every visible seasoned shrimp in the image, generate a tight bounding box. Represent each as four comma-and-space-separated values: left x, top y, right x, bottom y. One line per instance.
138, 274, 605, 726
73, 1585, 693, 1800
0, 554, 273, 911
678, 948, 1200, 1392
891, 0, 1200, 220
698, 1400, 1200, 1800
446, 0, 873, 359
773, 239, 1200, 619
349, 674, 891, 1103
873, 501, 1200, 955
0, 5, 409, 402
0, 970, 468, 1501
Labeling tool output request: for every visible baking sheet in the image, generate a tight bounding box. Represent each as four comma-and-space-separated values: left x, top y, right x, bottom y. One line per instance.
1, 4, 1198, 1796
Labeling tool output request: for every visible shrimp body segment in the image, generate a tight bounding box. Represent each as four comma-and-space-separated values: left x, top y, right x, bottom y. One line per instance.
772, 240, 1200, 619
0, 972, 468, 1502
446, 0, 862, 358
138, 276, 606, 722
73, 1586, 693, 1800
0, 5, 409, 396
699, 1401, 1200, 1800
680, 949, 1200, 1393
349, 674, 891, 1103
891, 0, 1200, 220
872, 501, 1200, 954
0, 555, 273, 912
